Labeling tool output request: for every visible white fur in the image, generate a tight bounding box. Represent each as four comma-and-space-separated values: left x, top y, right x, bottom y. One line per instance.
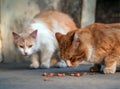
55, 59, 68, 68
18, 40, 35, 56
18, 47, 24, 55
22, 19, 68, 68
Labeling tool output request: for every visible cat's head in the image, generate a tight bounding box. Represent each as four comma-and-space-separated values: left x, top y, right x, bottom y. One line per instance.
12, 30, 37, 56
56, 30, 87, 67
56, 30, 76, 58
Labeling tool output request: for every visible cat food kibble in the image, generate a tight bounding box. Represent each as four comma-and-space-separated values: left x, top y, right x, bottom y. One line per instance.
42, 72, 91, 79
57, 73, 63, 77
44, 77, 49, 81
75, 73, 81, 77
82, 72, 88, 75
62, 73, 66, 76
49, 73, 54, 77
42, 72, 47, 76
70, 73, 75, 76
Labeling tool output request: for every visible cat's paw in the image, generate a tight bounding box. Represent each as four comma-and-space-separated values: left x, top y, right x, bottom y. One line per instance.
55, 60, 67, 68
30, 63, 39, 69
40, 63, 50, 69
103, 68, 116, 74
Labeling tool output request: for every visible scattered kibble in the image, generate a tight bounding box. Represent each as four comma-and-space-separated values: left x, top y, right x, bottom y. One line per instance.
57, 73, 63, 77
75, 73, 81, 77
42, 71, 95, 80
42, 72, 48, 76
82, 72, 88, 76
57, 73, 66, 77
49, 73, 55, 77
62, 73, 66, 76
44, 77, 49, 81
70, 73, 75, 76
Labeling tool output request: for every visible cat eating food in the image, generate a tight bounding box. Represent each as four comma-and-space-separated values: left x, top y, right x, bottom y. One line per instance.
12, 11, 77, 69
56, 23, 120, 74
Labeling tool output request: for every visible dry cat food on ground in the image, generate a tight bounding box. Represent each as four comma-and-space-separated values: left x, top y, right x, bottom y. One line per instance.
75, 73, 81, 77
44, 77, 49, 81
62, 73, 66, 76
42, 72, 48, 76
42, 72, 94, 77
70, 73, 75, 76
82, 72, 88, 76
48, 73, 55, 77
57, 73, 65, 77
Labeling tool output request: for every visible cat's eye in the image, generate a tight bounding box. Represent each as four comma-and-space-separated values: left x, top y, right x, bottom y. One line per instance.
19, 45, 24, 48
28, 45, 33, 48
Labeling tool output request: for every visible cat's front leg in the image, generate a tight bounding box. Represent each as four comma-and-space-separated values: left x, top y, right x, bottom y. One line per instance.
90, 64, 101, 72
104, 56, 117, 74
30, 54, 39, 69
40, 49, 54, 69
55, 59, 67, 68
54, 51, 67, 68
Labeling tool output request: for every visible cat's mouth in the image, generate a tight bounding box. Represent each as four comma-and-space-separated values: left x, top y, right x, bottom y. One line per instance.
23, 54, 29, 56
65, 60, 72, 67
23, 52, 30, 56
65, 60, 80, 67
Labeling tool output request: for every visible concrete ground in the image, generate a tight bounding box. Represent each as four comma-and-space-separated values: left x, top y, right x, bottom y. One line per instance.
0, 63, 120, 89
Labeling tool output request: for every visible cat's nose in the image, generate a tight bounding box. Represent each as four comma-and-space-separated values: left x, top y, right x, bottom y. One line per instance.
67, 54, 72, 59
24, 52, 28, 56
66, 60, 72, 67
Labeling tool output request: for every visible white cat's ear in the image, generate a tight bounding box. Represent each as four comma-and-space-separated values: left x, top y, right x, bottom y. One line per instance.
55, 32, 63, 41
74, 32, 80, 42
12, 32, 20, 41
30, 30, 37, 39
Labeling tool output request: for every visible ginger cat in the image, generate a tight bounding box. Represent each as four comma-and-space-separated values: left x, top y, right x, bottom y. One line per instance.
12, 11, 77, 69
56, 23, 120, 74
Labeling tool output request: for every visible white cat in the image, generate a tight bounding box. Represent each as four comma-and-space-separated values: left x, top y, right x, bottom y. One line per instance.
12, 11, 77, 69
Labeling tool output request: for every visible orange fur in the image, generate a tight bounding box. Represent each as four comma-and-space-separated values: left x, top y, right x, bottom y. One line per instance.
56, 23, 120, 74
13, 11, 77, 68
34, 11, 77, 31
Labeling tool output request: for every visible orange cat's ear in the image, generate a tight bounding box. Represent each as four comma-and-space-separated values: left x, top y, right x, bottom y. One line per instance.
12, 32, 20, 42
55, 33, 63, 41
30, 30, 37, 39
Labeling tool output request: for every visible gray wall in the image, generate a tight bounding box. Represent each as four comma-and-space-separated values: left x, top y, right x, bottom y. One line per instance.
0, 0, 96, 63
1, 0, 61, 62
0, 0, 2, 62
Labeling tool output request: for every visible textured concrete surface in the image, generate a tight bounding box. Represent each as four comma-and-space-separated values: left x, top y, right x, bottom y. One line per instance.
0, 63, 120, 89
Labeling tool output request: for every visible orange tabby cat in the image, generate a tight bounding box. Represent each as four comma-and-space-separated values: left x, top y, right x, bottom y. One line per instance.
56, 23, 120, 74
